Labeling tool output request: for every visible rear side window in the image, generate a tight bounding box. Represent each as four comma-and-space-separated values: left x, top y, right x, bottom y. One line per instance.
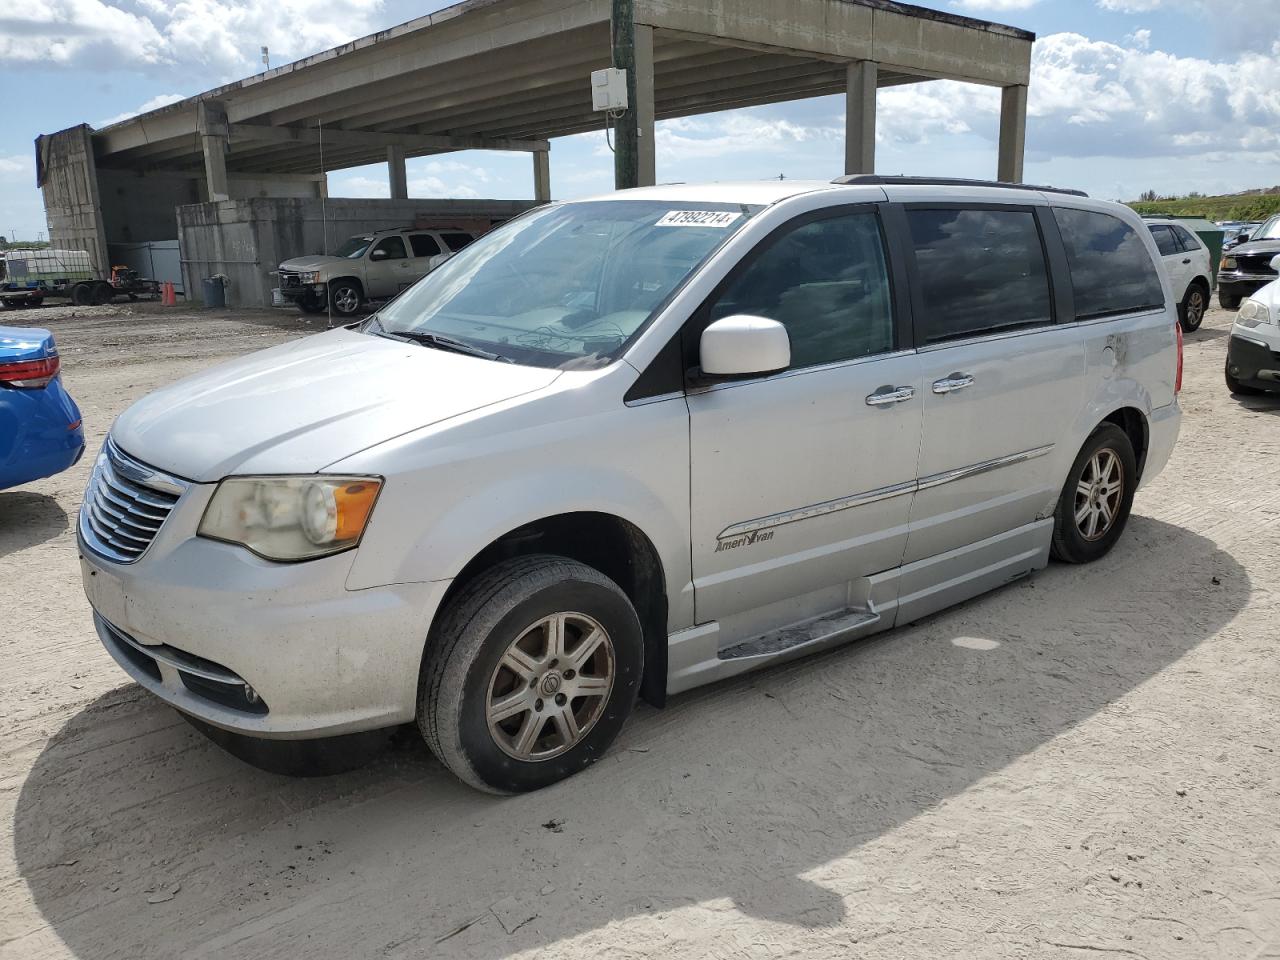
442, 232, 475, 251
906, 208, 1052, 343
408, 234, 442, 257
1149, 225, 1180, 257
709, 211, 894, 369
1053, 208, 1164, 320
1172, 225, 1201, 251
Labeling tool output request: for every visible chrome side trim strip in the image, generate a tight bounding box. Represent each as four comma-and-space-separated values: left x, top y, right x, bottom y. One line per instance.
717, 480, 916, 541
715, 444, 1055, 541
915, 443, 1054, 491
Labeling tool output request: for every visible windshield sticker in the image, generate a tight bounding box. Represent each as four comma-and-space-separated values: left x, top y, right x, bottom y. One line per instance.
655, 210, 742, 228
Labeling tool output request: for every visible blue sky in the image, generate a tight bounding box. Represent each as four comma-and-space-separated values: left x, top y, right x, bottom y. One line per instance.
2, 0, 1278, 242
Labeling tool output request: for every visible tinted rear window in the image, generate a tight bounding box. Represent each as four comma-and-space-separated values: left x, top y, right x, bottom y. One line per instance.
1172, 225, 1201, 251
1149, 225, 1180, 257
443, 232, 475, 251
1054, 208, 1164, 320
409, 234, 442, 257
906, 207, 1053, 343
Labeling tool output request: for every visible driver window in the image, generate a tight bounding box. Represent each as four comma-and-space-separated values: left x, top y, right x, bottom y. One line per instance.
373, 236, 407, 259
708, 212, 894, 369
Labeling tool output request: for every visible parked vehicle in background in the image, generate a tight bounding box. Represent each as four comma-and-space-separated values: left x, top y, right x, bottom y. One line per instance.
0, 250, 159, 309
1225, 260, 1280, 396
78, 178, 1181, 794
276, 227, 477, 318
1219, 214, 1280, 309
1222, 221, 1262, 251
1146, 218, 1213, 331
0, 326, 85, 490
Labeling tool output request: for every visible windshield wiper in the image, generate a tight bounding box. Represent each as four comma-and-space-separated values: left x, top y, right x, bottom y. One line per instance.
381, 329, 513, 363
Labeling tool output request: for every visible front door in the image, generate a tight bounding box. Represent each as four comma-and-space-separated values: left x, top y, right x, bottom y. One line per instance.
365, 235, 415, 298
898, 204, 1084, 564
686, 207, 923, 635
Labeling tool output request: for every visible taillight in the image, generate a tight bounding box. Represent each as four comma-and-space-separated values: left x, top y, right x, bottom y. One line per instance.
1174, 320, 1183, 394
0, 355, 60, 389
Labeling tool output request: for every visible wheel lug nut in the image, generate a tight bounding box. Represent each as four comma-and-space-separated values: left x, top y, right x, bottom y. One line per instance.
564, 669, 576, 680
555, 693, 567, 706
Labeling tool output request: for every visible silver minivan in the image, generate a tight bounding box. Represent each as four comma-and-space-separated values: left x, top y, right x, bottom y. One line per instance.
79, 177, 1182, 793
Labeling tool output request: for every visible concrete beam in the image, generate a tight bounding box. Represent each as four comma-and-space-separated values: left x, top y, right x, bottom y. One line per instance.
228, 122, 548, 154
845, 60, 876, 175
387, 144, 408, 199
533, 150, 551, 203
998, 84, 1027, 183
197, 101, 231, 201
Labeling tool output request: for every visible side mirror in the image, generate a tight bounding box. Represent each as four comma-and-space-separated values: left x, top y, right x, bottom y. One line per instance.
1271, 254, 1280, 273
699, 315, 790, 378
370, 249, 388, 260
1237, 235, 1250, 245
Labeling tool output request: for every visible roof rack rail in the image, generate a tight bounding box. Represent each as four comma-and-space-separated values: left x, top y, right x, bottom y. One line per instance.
832, 175, 1088, 198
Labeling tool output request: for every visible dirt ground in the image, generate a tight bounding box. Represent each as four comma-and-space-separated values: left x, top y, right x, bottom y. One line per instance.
1, 300, 1278, 960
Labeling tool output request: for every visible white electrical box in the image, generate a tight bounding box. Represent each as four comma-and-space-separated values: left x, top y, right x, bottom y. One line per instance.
591, 67, 629, 111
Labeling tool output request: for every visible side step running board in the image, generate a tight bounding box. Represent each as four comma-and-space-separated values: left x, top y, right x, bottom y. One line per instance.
718, 608, 881, 662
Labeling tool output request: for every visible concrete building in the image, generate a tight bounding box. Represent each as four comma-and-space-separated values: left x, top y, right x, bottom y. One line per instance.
35, 0, 1033, 307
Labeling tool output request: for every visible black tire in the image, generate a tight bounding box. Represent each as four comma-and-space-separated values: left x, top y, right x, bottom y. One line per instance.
71, 283, 93, 306
1179, 283, 1208, 332
91, 281, 114, 305
297, 295, 326, 315
328, 279, 363, 317
1050, 423, 1138, 564
1225, 360, 1265, 396
1219, 292, 1242, 311
419, 554, 643, 794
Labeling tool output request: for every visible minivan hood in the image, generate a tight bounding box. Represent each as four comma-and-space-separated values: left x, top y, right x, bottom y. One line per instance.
279, 254, 350, 272
110, 328, 560, 482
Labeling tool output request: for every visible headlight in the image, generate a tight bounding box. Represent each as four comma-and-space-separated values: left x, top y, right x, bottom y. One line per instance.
298, 271, 320, 283
1222, 257, 1237, 271
198, 476, 382, 561
1237, 299, 1272, 328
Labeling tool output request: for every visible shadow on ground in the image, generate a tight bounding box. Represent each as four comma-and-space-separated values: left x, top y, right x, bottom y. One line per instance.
0, 491, 69, 560
12, 517, 1250, 959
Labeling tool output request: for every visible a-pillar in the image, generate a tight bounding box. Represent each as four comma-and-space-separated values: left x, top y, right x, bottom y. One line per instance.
387, 144, 408, 199
533, 149, 551, 204
845, 60, 877, 176
196, 100, 230, 202
998, 84, 1028, 184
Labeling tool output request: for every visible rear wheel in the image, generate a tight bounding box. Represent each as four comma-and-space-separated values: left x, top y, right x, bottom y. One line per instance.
1219, 292, 1242, 311
71, 283, 93, 306
1179, 283, 1207, 332
91, 281, 114, 305
419, 555, 643, 794
328, 279, 363, 317
1050, 424, 1137, 564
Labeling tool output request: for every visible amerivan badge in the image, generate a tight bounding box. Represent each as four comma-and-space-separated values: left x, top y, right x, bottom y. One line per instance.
715, 529, 775, 553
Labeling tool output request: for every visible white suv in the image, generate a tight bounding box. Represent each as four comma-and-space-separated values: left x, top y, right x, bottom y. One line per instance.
79, 178, 1182, 793
1145, 218, 1213, 332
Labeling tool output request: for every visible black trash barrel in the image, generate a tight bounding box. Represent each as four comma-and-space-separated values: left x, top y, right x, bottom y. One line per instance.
201, 276, 226, 308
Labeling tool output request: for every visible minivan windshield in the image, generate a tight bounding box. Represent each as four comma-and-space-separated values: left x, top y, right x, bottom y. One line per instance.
335, 236, 373, 259
371, 200, 757, 369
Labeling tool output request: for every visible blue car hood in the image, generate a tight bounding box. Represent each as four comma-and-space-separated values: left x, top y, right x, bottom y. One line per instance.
0, 326, 56, 362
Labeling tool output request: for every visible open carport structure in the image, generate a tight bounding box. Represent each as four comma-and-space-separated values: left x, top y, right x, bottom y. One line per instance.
37, 0, 1033, 298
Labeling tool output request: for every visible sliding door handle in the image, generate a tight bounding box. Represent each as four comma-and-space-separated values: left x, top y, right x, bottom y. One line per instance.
932, 373, 975, 394
866, 386, 915, 407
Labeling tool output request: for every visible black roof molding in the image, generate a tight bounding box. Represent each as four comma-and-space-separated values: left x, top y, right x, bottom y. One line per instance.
833, 175, 1088, 198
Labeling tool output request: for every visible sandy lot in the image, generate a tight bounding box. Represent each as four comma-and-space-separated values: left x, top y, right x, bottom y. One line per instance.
1, 301, 1278, 960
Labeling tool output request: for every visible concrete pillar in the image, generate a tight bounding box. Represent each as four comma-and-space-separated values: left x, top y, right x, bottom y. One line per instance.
533, 149, 551, 204
387, 144, 408, 199
635, 23, 656, 187
196, 101, 231, 202
845, 60, 877, 175
998, 84, 1028, 184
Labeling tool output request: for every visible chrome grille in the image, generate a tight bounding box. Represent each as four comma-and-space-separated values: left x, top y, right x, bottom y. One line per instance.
80, 438, 188, 563
1236, 253, 1278, 276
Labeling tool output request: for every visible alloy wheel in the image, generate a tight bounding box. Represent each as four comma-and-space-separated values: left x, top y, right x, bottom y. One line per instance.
1074, 448, 1124, 541
485, 612, 615, 761
1187, 289, 1205, 328
332, 286, 360, 314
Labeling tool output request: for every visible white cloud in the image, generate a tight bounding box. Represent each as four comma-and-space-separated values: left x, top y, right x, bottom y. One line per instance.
96, 93, 186, 128
950, 0, 1040, 10
0, 154, 32, 177
0, 0, 386, 73
1097, 0, 1165, 10
1124, 28, 1152, 49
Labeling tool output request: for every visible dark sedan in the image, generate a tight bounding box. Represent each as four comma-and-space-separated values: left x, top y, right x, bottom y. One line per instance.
1219, 214, 1280, 309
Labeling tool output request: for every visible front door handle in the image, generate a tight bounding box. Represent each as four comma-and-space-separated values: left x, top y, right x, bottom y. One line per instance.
933, 373, 975, 394
866, 385, 915, 407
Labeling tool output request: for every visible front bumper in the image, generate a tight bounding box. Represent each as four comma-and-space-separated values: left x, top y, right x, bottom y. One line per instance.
79, 526, 448, 739
1218, 272, 1275, 301
278, 282, 326, 303
1227, 332, 1280, 392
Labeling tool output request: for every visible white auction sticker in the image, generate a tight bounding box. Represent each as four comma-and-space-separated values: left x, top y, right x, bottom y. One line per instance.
655, 210, 742, 228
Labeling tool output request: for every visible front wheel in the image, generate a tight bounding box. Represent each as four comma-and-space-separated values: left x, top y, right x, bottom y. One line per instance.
297, 294, 326, 315
328, 280, 363, 317
1219, 292, 1242, 311
1179, 284, 1207, 332
419, 555, 643, 794
1050, 424, 1138, 564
